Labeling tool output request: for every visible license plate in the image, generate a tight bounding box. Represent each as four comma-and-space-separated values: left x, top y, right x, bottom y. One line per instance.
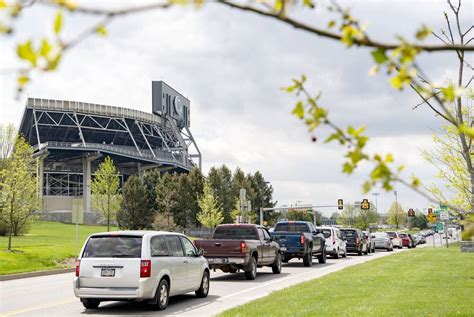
101, 268, 115, 277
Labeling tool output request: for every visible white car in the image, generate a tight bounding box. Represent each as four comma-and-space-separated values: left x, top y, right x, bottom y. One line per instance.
74, 231, 209, 310
316, 226, 347, 258
385, 231, 403, 249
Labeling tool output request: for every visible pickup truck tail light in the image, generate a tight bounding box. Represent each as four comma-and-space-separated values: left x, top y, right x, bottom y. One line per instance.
355, 237, 360, 245
241, 241, 247, 256
75, 260, 80, 277
140, 260, 151, 278
300, 235, 305, 245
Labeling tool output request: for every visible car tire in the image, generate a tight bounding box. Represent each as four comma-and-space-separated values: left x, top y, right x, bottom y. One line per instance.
195, 270, 210, 298
303, 250, 313, 267
318, 249, 327, 264
153, 278, 170, 310
364, 246, 369, 255
357, 248, 362, 256
342, 249, 347, 258
334, 249, 339, 259
272, 253, 282, 274
244, 257, 257, 280
82, 299, 100, 309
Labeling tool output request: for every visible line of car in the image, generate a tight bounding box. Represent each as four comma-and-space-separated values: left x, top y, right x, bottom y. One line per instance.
72, 222, 430, 311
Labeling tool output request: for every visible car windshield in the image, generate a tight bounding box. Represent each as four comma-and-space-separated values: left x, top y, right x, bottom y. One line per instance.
373, 232, 388, 238
341, 230, 356, 237
213, 226, 258, 240
386, 232, 396, 238
316, 229, 332, 238
274, 223, 310, 233
399, 233, 407, 238
83, 235, 142, 258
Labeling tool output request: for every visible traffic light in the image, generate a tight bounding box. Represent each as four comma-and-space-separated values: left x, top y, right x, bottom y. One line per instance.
361, 199, 370, 210
428, 208, 433, 214
338, 199, 344, 210
408, 208, 415, 217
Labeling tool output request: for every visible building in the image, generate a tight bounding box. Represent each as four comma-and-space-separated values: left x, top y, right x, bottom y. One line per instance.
18, 81, 201, 221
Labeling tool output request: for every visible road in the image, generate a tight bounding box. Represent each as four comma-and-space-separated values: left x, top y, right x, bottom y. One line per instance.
0, 233, 452, 317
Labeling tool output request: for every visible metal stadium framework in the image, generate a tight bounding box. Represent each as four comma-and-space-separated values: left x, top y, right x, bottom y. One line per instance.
18, 81, 201, 215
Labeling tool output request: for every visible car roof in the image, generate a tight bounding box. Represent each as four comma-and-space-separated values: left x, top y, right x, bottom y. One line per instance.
89, 230, 184, 238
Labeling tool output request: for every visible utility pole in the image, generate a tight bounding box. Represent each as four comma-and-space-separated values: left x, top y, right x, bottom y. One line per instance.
394, 190, 399, 229
372, 192, 380, 212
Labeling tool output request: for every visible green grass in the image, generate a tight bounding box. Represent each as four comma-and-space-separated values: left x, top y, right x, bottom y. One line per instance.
0, 221, 117, 275
220, 243, 474, 317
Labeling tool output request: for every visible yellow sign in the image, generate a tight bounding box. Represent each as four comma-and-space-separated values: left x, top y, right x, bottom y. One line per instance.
426, 211, 437, 224
361, 199, 370, 210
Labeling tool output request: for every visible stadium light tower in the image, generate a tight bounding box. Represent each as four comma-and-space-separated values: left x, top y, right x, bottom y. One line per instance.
372, 192, 380, 212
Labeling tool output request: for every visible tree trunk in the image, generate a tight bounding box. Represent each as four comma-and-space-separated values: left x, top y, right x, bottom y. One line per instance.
8, 229, 12, 250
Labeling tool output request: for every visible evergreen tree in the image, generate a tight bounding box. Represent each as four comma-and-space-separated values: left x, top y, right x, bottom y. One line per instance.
118, 175, 151, 230
142, 169, 161, 213
155, 172, 180, 229
186, 167, 204, 227
207, 165, 234, 223
91, 156, 121, 232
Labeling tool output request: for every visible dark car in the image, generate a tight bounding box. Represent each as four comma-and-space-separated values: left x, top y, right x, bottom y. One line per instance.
340, 228, 368, 255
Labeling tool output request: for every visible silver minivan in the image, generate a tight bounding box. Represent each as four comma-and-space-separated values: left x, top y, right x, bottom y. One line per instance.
73, 231, 209, 310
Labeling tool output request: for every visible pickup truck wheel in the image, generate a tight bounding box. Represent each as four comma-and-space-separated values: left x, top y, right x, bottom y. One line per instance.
318, 249, 327, 264
272, 253, 282, 274
195, 271, 210, 298
244, 257, 257, 280
303, 250, 312, 267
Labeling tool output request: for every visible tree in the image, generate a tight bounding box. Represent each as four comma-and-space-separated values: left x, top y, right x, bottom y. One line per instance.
91, 156, 121, 232
197, 181, 224, 230
186, 167, 205, 227
118, 175, 152, 230
207, 165, 234, 223
387, 202, 406, 229
0, 136, 39, 250
408, 212, 428, 230
0, 124, 16, 166
250, 171, 277, 225
337, 204, 358, 227
422, 103, 472, 212
142, 169, 161, 214
155, 172, 180, 229
356, 203, 379, 230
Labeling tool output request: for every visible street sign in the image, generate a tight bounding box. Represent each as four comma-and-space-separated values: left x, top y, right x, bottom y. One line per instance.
440, 211, 449, 220
361, 199, 370, 210
427, 209, 437, 224
436, 222, 444, 232
338, 199, 344, 210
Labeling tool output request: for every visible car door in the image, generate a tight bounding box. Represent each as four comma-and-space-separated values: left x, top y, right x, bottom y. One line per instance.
262, 228, 277, 264
164, 235, 187, 295
180, 236, 202, 290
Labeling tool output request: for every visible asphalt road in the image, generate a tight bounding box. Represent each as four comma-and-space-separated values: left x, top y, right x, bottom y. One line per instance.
0, 233, 453, 317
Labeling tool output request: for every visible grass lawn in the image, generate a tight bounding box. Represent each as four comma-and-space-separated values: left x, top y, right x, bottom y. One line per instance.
0, 221, 117, 275
220, 243, 474, 317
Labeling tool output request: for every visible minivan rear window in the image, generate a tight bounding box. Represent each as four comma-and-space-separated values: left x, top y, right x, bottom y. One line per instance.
83, 235, 142, 258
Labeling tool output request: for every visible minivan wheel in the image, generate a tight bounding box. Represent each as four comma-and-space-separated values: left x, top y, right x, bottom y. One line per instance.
154, 279, 169, 310
195, 271, 210, 298
82, 299, 100, 309
272, 253, 282, 274
244, 257, 257, 280
334, 249, 339, 259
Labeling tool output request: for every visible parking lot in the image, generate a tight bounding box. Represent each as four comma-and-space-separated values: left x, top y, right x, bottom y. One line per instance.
1, 234, 448, 317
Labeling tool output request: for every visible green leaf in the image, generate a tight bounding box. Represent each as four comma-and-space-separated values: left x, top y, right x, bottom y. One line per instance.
54, 10, 63, 34
342, 162, 353, 174
327, 20, 336, 29
292, 101, 304, 119
371, 48, 388, 64
415, 24, 432, 41
47, 53, 62, 71
440, 84, 456, 102
17, 41, 37, 66
17, 75, 29, 87
39, 38, 52, 58
459, 124, 474, 138
96, 25, 107, 36
0, 0, 6, 9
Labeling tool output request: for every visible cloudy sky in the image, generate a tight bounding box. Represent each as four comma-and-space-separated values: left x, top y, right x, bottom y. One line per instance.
1, 0, 472, 215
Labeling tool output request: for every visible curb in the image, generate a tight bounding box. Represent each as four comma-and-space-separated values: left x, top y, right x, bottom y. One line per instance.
0, 267, 75, 282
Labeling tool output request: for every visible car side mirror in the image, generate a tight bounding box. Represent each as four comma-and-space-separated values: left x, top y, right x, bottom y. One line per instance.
196, 248, 204, 256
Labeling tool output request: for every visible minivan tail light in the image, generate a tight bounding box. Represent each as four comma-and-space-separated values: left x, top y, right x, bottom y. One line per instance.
75, 260, 80, 277
140, 260, 151, 278
300, 235, 305, 245
241, 241, 246, 256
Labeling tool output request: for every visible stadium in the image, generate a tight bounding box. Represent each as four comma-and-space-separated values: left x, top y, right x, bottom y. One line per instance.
18, 81, 201, 223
